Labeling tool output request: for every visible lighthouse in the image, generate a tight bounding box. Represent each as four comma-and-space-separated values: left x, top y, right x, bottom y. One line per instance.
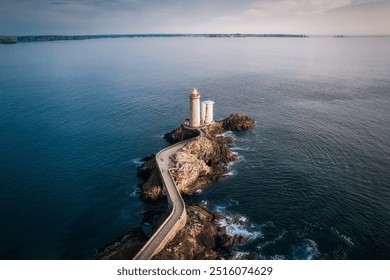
201, 100, 214, 124
189, 88, 201, 128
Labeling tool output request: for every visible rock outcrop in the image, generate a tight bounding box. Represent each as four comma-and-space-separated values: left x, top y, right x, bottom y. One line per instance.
170, 136, 237, 194
137, 155, 165, 201
137, 135, 236, 199
99, 113, 255, 259
139, 114, 255, 199
221, 113, 256, 131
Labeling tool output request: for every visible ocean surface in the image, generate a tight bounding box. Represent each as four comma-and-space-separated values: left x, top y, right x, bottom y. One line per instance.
0, 37, 389, 260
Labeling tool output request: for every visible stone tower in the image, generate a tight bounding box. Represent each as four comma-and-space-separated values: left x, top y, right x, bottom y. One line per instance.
189, 88, 201, 128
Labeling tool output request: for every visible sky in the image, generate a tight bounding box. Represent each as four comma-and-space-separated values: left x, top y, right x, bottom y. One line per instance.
0, 0, 389, 35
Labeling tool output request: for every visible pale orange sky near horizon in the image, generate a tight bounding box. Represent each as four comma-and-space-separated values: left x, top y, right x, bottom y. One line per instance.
0, 0, 389, 35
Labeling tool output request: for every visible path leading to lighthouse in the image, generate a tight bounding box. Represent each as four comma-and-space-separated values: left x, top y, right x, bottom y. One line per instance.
133, 138, 194, 260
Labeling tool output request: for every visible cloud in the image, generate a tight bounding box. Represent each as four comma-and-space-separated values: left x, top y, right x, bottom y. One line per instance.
0, 0, 389, 35
246, 0, 353, 16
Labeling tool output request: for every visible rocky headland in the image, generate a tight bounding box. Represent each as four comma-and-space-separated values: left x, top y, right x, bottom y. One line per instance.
139, 114, 256, 200
97, 113, 255, 260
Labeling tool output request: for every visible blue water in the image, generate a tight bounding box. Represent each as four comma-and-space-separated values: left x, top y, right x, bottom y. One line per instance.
0, 37, 389, 259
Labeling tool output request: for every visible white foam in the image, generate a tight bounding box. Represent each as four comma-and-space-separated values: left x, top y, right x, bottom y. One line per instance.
223, 156, 245, 177
128, 185, 141, 197
224, 170, 237, 176
129, 190, 138, 197
218, 214, 263, 240
214, 205, 228, 212
131, 158, 145, 166
216, 130, 236, 139
232, 251, 250, 260
294, 239, 320, 260
340, 235, 354, 247
238, 215, 247, 223
271, 255, 287, 260
231, 146, 255, 152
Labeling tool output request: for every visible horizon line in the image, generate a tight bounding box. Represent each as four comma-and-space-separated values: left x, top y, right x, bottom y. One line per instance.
2, 32, 390, 37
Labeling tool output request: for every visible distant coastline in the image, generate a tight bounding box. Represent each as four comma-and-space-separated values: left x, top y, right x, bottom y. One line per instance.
0, 33, 308, 44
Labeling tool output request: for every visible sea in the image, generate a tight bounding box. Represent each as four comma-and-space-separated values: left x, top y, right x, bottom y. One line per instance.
0, 37, 389, 260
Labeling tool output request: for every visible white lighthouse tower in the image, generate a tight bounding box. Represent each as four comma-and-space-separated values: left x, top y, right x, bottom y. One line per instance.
201, 100, 214, 124
189, 88, 201, 128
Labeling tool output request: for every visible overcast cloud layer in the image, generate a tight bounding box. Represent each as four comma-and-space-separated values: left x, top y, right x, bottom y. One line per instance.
1, 0, 389, 35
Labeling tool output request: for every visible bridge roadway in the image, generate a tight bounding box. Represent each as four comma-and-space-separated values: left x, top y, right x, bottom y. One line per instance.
133, 138, 193, 260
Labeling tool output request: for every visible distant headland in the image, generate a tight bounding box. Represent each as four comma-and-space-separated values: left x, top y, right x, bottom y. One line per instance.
0, 33, 308, 44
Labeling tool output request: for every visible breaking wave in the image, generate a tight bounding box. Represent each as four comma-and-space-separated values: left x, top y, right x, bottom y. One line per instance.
230, 146, 255, 152
218, 213, 263, 240
216, 130, 236, 139
291, 238, 321, 260
231, 251, 251, 260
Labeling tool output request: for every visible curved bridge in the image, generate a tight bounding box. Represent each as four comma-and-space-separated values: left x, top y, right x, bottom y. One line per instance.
133, 138, 193, 260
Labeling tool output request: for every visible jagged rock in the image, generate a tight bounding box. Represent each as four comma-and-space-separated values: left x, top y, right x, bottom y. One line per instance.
139, 169, 165, 201
136, 154, 156, 179
217, 234, 237, 249
221, 113, 256, 131
164, 126, 200, 144
170, 136, 237, 194
137, 156, 165, 201
152, 204, 234, 260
